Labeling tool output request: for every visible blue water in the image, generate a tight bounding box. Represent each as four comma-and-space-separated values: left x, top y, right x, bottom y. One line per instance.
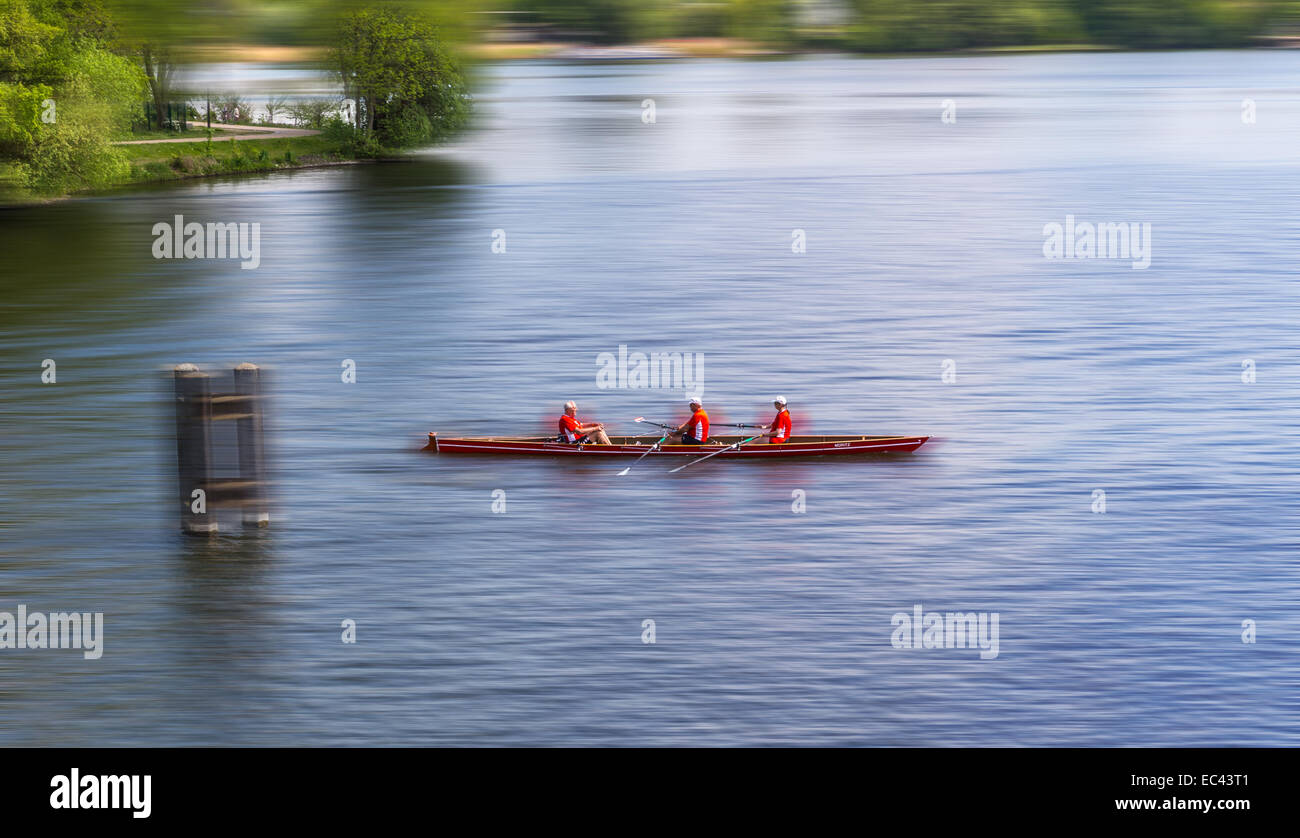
1, 51, 1297, 745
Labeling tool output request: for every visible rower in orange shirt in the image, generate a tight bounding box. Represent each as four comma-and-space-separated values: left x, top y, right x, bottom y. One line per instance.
675, 396, 710, 445
758, 396, 792, 444
558, 400, 611, 445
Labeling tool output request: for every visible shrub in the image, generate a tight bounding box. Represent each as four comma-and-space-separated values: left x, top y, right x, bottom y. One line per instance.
225, 139, 247, 169
289, 98, 338, 129
378, 102, 432, 149
321, 114, 355, 142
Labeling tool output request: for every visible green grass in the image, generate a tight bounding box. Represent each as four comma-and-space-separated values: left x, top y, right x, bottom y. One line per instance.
3, 130, 399, 204
120, 134, 357, 184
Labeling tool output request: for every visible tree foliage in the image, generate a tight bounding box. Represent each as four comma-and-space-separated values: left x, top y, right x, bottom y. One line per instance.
508, 0, 1289, 50
332, 5, 469, 148
1, 0, 145, 196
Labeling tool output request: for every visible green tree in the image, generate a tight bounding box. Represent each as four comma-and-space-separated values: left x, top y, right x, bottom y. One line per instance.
1069, 0, 1275, 48
725, 0, 795, 45
1, 0, 145, 197
332, 5, 469, 148
508, 0, 653, 44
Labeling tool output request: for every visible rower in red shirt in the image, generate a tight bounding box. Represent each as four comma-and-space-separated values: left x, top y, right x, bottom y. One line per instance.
759, 395, 792, 444
675, 396, 710, 445
558, 400, 610, 445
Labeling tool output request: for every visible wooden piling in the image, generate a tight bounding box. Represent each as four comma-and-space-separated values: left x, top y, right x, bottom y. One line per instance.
173, 363, 217, 535
233, 362, 269, 527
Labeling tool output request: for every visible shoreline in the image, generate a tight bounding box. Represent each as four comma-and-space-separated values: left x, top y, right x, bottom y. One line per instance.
170, 39, 1295, 65
0, 153, 395, 210
467, 39, 1121, 61
6, 42, 1295, 207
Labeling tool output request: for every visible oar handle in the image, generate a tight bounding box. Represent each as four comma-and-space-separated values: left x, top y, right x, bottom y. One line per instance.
633, 417, 677, 431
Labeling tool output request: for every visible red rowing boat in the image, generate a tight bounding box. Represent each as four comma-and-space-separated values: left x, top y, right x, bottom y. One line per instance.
423, 432, 929, 457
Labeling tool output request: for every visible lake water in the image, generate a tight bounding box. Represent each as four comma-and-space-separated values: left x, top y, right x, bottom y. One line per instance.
2, 51, 1298, 745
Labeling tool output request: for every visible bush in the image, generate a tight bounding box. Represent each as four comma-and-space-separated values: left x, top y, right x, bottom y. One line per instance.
377, 102, 432, 148
321, 114, 355, 142
352, 130, 384, 158
320, 114, 379, 155
289, 98, 338, 129
224, 139, 247, 169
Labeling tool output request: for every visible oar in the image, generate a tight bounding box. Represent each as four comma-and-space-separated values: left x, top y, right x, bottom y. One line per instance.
714, 422, 765, 429
617, 433, 669, 476
669, 434, 761, 473
633, 416, 676, 431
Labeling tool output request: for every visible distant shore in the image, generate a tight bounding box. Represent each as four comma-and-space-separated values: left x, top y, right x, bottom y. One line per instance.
185, 36, 1300, 65
6, 37, 1296, 207
466, 38, 1114, 61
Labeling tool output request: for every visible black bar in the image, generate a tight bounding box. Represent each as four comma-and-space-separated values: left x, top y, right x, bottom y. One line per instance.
4, 748, 1284, 825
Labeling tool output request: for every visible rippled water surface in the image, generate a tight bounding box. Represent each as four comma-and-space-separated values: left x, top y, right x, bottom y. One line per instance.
2, 52, 1298, 745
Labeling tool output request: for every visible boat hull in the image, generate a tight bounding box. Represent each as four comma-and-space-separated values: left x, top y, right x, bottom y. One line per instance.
424, 433, 929, 457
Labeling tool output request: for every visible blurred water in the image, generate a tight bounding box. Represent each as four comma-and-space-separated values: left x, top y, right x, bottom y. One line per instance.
2, 52, 1298, 745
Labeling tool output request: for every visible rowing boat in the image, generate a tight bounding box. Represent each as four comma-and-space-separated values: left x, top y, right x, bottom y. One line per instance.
423, 432, 929, 457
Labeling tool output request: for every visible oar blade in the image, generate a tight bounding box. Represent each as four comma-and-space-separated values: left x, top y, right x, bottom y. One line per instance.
614, 434, 668, 476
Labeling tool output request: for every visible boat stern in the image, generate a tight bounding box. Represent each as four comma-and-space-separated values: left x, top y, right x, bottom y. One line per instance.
423, 432, 439, 452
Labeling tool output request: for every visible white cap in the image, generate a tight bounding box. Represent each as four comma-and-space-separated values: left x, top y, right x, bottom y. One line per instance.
564, 401, 576, 410
688, 395, 702, 406
773, 395, 787, 405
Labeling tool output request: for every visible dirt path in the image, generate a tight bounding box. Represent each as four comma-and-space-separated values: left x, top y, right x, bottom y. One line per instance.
115, 123, 321, 145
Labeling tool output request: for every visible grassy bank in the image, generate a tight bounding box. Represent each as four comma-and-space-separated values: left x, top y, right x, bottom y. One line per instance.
2, 133, 368, 206
118, 134, 360, 185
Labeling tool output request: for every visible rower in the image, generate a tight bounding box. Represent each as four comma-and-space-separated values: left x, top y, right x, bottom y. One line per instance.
759, 396, 792, 444
558, 401, 610, 445
676, 396, 709, 445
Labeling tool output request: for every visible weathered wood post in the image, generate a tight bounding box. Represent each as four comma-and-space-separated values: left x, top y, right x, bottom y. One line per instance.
174, 363, 217, 535
233, 362, 269, 527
